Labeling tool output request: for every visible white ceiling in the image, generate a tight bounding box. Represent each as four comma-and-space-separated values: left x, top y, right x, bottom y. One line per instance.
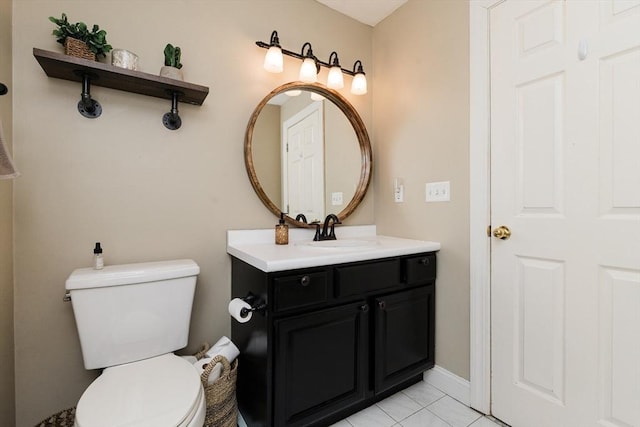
315, 0, 408, 27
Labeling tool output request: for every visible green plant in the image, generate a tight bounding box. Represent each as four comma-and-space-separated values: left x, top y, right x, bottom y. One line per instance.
49, 13, 112, 58
163, 44, 183, 69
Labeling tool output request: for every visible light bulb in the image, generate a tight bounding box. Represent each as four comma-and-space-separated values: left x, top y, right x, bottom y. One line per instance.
327, 66, 344, 89
310, 92, 325, 101
263, 46, 283, 73
285, 90, 302, 97
351, 73, 367, 95
299, 58, 317, 83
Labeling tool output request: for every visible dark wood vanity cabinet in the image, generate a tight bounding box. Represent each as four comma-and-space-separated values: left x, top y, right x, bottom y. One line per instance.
231, 252, 437, 427
374, 286, 435, 394
274, 301, 369, 426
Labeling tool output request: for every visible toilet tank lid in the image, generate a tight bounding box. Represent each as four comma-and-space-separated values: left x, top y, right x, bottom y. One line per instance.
65, 259, 200, 290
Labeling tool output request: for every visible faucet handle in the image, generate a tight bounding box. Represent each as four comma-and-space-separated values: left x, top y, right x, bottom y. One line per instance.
311, 221, 322, 241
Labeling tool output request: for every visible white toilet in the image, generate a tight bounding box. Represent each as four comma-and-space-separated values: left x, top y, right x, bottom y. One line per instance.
65, 259, 206, 427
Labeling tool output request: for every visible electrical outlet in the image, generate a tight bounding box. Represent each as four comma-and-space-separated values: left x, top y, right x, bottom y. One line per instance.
394, 184, 404, 203
393, 178, 404, 203
426, 181, 450, 202
331, 192, 343, 206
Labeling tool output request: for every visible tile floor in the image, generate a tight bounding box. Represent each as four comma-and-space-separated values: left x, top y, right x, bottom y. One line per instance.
238, 379, 506, 427
329, 381, 504, 427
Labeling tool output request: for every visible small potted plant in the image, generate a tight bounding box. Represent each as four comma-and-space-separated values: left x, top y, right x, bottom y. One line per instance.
160, 43, 184, 80
49, 13, 112, 61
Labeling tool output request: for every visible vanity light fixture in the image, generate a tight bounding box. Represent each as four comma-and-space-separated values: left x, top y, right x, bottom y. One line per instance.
298, 42, 318, 83
326, 52, 344, 89
256, 30, 368, 95
351, 60, 367, 95
263, 31, 283, 73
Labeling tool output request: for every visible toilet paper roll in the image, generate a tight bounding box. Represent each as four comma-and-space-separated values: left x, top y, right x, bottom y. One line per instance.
193, 358, 223, 385
205, 336, 240, 363
229, 298, 252, 323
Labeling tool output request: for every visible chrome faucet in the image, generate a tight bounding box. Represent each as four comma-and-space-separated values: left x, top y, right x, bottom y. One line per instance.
312, 214, 341, 241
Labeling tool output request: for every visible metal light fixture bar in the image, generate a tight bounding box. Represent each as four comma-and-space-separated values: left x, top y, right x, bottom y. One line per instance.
256, 40, 359, 77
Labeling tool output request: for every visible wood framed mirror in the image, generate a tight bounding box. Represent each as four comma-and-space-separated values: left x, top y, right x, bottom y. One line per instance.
244, 82, 372, 227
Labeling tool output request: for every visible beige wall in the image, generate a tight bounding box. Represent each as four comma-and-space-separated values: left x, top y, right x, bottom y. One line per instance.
0, 0, 15, 424
7, 0, 472, 425
12, 1, 372, 425
372, 0, 471, 379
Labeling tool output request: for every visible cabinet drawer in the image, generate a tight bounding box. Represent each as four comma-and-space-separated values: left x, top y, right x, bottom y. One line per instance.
404, 254, 436, 285
335, 259, 401, 298
273, 272, 328, 312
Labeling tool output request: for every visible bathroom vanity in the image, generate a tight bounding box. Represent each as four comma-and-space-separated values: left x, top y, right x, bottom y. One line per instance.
228, 227, 440, 427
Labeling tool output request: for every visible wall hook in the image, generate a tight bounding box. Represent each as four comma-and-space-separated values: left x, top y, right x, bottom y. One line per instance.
162, 91, 182, 130
77, 73, 102, 118
0, 83, 8, 96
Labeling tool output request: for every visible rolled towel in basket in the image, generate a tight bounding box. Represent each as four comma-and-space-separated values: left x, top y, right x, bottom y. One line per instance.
0, 119, 19, 179
193, 336, 239, 385
194, 358, 223, 385
205, 336, 240, 363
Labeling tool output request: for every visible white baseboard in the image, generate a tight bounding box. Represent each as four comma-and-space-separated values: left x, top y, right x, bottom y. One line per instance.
423, 365, 471, 407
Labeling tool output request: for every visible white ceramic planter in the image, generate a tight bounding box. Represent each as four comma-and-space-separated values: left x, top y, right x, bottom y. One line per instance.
160, 66, 184, 81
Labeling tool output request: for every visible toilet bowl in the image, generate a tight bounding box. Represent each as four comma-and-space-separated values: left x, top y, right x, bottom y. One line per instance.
74, 354, 205, 427
65, 260, 204, 427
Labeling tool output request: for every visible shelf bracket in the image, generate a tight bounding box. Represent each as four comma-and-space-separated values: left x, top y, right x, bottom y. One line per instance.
162, 92, 182, 130
77, 73, 102, 119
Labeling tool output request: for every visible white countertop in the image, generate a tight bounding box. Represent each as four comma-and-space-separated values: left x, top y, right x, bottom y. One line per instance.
227, 226, 441, 272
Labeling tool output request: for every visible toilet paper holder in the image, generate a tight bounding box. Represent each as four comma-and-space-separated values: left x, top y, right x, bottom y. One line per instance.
240, 292, 267, 318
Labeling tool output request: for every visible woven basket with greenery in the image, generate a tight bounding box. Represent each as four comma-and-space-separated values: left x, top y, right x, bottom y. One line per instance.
49, 13, 111, 60
64, 37, 95, 61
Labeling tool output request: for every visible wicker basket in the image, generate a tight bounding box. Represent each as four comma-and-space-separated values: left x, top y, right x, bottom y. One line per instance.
64, 37, 96, 61
200, 355, 238, 427
34, 407, 75, 427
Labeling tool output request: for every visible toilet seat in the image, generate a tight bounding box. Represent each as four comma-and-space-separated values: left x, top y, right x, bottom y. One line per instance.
75, 353, 205, 427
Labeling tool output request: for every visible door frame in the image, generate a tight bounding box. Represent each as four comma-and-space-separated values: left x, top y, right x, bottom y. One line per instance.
469, 0, 503, 415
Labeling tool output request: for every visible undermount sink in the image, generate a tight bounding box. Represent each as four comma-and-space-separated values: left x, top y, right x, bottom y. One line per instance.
300, 239, 379, 249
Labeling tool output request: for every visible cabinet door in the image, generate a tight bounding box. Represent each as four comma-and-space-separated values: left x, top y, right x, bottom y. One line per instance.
274, 301, 369, 427
374, 286, 435, 393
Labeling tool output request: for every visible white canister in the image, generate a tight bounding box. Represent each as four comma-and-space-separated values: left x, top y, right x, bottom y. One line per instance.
111, 49, 139, 70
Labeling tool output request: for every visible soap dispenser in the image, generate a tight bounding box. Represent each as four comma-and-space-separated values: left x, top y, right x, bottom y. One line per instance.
275, 213, 289, 245
93, 242, 104, 270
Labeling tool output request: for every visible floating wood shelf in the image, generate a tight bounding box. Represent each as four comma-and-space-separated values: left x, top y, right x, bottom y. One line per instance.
33, 47, 209, 129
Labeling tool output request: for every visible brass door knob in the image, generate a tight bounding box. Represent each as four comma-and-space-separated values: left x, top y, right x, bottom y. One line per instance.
492, 225, 511, 240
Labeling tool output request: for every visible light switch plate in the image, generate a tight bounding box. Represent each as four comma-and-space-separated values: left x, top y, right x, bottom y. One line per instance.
331, 192, 343, 206
426, 181, 450, 202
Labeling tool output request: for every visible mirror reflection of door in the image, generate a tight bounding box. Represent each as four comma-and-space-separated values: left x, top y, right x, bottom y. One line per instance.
246, 83, 371, 225
282, 101, 324, 222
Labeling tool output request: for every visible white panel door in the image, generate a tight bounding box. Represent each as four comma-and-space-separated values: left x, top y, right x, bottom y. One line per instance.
283, 102, 325, 222
490, 1, 640, 426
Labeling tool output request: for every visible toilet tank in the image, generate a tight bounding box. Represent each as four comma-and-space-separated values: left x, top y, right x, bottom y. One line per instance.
65, 259, 200, 370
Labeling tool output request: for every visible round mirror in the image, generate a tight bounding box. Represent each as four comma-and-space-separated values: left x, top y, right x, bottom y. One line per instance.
245, 82, 372, 227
